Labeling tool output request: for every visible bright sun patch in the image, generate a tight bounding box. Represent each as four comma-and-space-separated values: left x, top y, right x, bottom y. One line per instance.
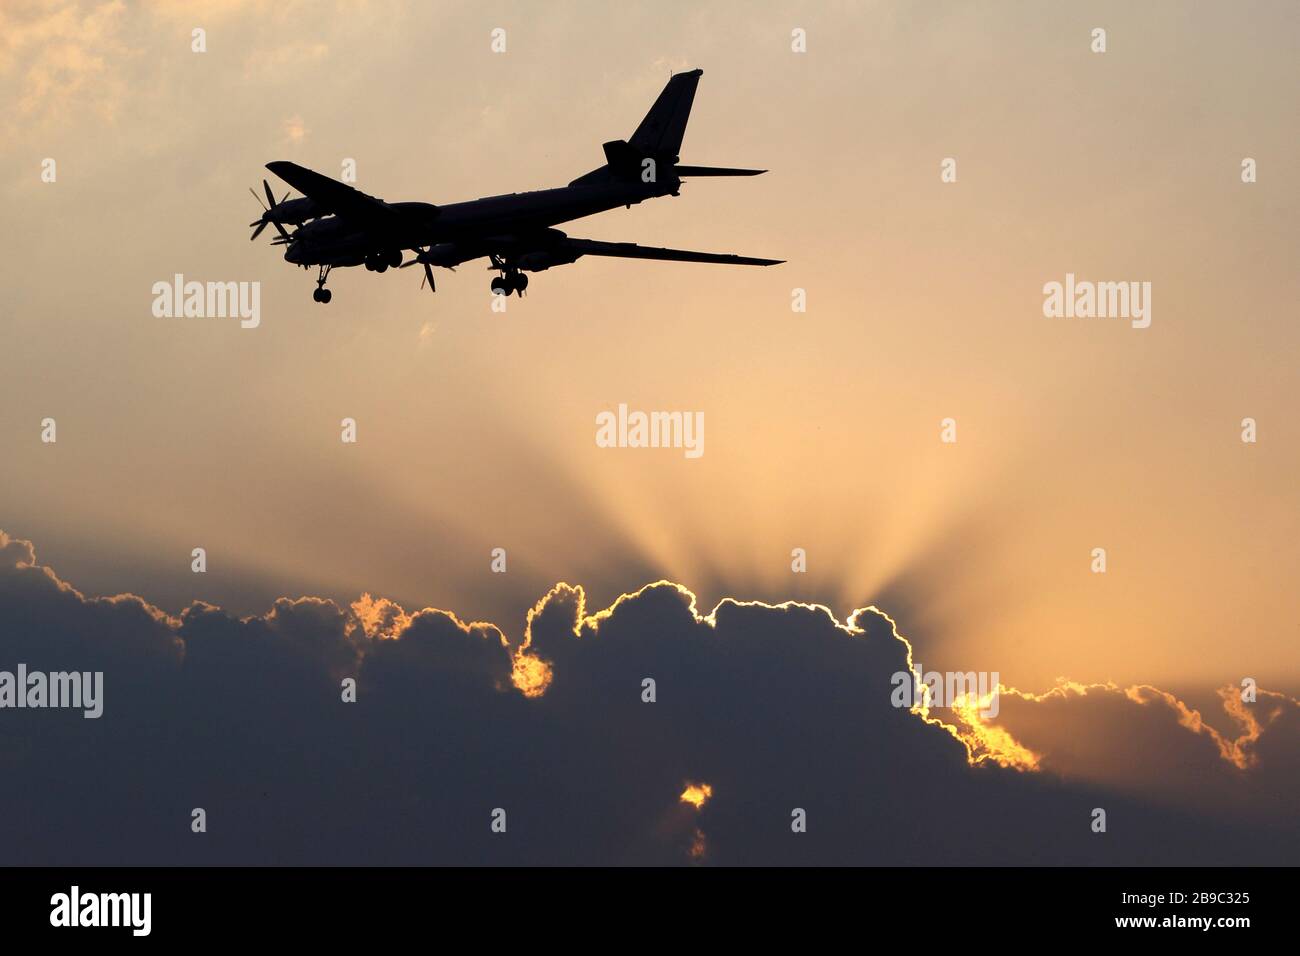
679, 782, 713, 809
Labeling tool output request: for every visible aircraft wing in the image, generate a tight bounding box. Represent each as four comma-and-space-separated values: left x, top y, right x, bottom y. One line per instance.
265, 161, 402, 229
561, 237, 783, 266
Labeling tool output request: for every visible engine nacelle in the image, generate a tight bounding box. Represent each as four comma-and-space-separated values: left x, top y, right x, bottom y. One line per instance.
417, 243, 471, 267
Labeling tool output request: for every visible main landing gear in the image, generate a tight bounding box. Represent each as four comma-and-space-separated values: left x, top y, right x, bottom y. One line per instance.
363, 249, 403, 273
312, 265, 333, 303
489, 257, 529, 297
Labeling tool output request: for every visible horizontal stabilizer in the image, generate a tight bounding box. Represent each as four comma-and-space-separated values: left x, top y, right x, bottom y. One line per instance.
673, 165, 766, 177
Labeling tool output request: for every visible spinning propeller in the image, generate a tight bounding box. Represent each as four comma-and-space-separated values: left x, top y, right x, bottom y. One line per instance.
400, 248, 438, 293
248, 179, 293, 242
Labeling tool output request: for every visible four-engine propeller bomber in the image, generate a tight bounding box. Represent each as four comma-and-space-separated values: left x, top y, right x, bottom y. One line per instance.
250, 69, 782, 303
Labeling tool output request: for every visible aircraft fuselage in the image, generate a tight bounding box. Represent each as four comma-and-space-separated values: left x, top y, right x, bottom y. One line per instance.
284, 176, 675, 267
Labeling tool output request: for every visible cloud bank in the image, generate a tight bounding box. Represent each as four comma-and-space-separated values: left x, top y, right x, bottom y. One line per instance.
0, 529, 1295, 865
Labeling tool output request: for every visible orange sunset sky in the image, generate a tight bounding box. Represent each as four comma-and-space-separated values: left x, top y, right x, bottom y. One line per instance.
2, 0, 1297, 705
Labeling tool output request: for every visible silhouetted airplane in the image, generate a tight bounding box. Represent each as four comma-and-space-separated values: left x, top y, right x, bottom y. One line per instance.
251, 69, 782, 303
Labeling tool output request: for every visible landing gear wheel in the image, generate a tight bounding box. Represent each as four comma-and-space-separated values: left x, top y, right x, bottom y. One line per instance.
514, 273, 529, 294
320, 289, 332, 304
313, 288, 324, 302
490, 276, 507, 295
386, 249, 403, 269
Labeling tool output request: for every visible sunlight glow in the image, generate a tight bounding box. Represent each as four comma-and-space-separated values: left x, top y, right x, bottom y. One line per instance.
679, 782, 713, 809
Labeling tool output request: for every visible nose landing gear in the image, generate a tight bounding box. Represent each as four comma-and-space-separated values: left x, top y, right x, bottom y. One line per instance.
312, 265, 333, 303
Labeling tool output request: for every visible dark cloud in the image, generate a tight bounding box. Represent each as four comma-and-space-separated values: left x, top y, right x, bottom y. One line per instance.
986, 681, 1300, 827
0, 530, 1295, 865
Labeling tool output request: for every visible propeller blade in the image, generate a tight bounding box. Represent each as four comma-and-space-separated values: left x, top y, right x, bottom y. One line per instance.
422, 262, 435, 292
249, 186, 268, 211
263, 179, 277, 210
250, 221, 269, 241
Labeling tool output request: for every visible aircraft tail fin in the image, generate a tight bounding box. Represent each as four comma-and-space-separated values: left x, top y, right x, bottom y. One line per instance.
629, 68, 702, 161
